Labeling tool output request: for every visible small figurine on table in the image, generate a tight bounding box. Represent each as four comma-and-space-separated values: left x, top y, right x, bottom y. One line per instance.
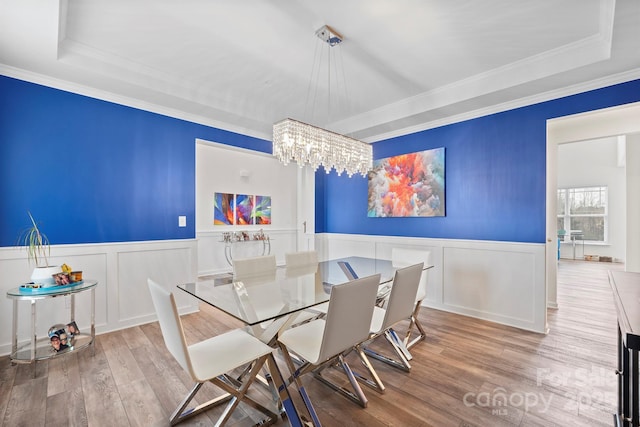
59, 331, 70, 348
50, 334, 69, 352
53, 273, 71, 285
66, 321, 80, 337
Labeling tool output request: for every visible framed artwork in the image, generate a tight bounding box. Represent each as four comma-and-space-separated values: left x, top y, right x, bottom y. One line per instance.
214, 192, 235, 225
214, 193, 272, 225
235, 194, 253, 225
367, 147, 445, 217
253, 195, 271, 225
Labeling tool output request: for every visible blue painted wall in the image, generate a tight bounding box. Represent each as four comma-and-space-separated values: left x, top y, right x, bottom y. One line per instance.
0, 76, 270, 247
2, 75, 639, 247
315, 79, 640, 243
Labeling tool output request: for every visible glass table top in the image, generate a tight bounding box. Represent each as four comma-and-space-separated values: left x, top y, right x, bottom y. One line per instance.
178, 257, 399, 326
7, 280, 98, 299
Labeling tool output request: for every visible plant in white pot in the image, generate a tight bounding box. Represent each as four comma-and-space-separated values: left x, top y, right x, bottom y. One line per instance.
20, 212, 62, 285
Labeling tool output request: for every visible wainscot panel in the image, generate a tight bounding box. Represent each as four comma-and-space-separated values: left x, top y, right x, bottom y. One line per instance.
315, 233, 546, 333
0, 239, 198, 356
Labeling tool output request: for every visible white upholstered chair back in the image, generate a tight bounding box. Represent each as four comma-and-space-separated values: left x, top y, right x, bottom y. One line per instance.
285, 250, 318, 268
233, 254, 276, 278
147, 279, 194, 378
391, 248, 430, 302
378, 263, 423, 333
317, 274, 380, 363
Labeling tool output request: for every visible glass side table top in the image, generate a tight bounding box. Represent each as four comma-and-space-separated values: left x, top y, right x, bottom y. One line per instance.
7, 280, 98, 299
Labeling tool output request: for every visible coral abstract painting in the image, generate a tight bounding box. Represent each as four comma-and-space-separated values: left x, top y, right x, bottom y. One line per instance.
368, 148, 445, 217
214, 192, 235, 225
235, 194, 253, 225
253, 195, 272, 225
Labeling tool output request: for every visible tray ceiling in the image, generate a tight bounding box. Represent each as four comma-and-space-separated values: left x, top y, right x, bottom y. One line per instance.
1, 0, 639, 142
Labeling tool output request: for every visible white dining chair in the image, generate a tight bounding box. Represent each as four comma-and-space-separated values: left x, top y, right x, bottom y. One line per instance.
284, 250, 318, 268
232, 269, 288, 332
232, 254, 276, 277
391, 248, 431, 348
277, 274, 381, 423
356, 263, 423, 392
147, 279, 277, 426
285, 250, 328, 323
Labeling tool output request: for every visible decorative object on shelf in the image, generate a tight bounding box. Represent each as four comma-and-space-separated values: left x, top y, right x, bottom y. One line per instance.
19, 280, 84, 294
53, 263, 83, 285
18, 211, 62, 285
221, 230, 271, 265
253, 229, 268, 241
19, 262, 84, 293
368, 147, 446, 217
66, 321, 80, 337
52, 272, 72, 285
272, 25, 372, 177
20, 283, 44, 290
48, 324, 70, 353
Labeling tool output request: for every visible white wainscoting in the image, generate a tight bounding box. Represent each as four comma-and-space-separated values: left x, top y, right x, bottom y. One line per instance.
0, 233, 545, 356
197, 228, 299, 276
0, 239, 198, 357
315, 233, 547, 334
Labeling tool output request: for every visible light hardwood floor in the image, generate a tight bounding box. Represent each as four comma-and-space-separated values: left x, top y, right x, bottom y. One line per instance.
0, 260, 623, 426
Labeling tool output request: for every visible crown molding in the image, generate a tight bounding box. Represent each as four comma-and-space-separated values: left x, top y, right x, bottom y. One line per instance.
365, 68, 640, 143
337, 32, 613, 137
0, 64, 269, 141
4, 63, 639, 146
335, 0, 617, 137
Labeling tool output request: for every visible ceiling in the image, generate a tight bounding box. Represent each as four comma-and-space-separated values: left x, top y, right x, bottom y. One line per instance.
1, 0, 639, 143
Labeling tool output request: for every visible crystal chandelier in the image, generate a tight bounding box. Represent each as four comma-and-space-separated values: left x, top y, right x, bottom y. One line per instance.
273, 118, 372, 177
272, 26, 373, 177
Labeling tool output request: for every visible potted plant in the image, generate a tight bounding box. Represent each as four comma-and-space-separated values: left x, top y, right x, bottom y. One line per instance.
19, 212, 61, 285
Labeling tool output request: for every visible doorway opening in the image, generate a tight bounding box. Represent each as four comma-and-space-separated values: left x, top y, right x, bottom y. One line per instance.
546, 101, 640, 310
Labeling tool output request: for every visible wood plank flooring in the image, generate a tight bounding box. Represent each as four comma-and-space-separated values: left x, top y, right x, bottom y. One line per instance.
0, 260, 623, 426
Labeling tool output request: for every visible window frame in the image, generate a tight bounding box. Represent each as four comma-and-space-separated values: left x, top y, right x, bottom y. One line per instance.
557, 186, 608, 243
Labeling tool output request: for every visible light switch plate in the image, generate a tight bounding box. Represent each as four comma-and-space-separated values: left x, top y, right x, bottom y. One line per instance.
178, 216, 186, 227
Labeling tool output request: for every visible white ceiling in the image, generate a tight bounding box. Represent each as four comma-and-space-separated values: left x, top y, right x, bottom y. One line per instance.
1, 0, 639, 143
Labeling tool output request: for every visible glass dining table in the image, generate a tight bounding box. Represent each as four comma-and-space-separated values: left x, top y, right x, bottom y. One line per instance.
178, 256, 398, 327
176, 256, 413, 427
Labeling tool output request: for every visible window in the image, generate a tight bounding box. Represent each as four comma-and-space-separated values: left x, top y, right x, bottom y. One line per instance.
557, 186, 607, 242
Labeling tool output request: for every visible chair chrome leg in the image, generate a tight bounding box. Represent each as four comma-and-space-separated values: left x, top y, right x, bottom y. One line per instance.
363, 329, 412, 372
278, 343, 323, 427
350, 346, 386, 393
404, 301, 427, 349
265, 353, 308, 427
169, 355, 278, 427
213, 354, 278, 426
388, 328, 412, 361
313, 355, 369, 408
169, 382, 233, 425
